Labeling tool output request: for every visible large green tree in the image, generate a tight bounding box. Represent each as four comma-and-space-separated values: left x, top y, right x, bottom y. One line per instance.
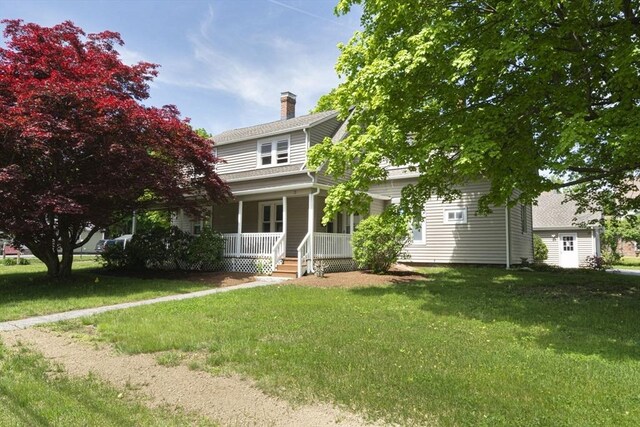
309, 0, 640, 220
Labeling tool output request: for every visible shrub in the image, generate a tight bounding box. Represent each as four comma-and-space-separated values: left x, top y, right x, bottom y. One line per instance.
185, 227, 225, 269
2, 257, 30, 266
351, 206, 411, 273
100, 243, 128, 270
100, 226, 224, 271
533, 234, 548, 263
585, 255, 606, 270
601, 249, 621, 266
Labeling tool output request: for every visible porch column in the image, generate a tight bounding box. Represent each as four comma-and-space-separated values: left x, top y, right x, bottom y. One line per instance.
282, 196, 287, 255
237, 201, 243, 257
349, 214, 354, 234
308, 192, 315, 269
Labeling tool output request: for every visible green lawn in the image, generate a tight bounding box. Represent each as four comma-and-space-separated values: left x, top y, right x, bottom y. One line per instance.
612, 256, 640, 270
0, 341, 214, 426
0, 259, 218, 322
57, 267, 640, 426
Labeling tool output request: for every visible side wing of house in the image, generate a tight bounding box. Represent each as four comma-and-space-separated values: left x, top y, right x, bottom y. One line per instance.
369, 178, 527, 265
535, 229, 598, 267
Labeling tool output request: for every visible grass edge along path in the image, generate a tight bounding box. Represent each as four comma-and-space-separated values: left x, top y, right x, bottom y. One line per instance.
57, 266, 640, 426
0, 260, 255, 322
0, 339, 215, 426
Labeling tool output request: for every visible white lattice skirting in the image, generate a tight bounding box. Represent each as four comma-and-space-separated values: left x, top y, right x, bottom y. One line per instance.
314, 258, 357, 273
220, 257, 275, 275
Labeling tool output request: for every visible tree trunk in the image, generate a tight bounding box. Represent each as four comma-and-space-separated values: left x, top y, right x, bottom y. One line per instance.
59, 244, 74, 278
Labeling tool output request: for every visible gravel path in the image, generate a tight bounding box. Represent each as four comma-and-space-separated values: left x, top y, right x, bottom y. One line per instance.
2, 328, 381, 427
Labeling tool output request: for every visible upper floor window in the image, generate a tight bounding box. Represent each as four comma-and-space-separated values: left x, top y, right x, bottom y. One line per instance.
258, 136, 289, 167
444, 208, 467, 224
521, 205, 528, 233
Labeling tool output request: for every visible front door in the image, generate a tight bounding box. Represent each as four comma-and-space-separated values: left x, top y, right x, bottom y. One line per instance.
259, 201, 283, 233
558, 233, 579, 268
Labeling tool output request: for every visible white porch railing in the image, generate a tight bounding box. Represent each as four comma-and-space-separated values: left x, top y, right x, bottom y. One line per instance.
297, 232, 353, 277
297, 232, 311, 278
272, 233, 286, 269
313, 233, 353, 259
222, 232, 283, 257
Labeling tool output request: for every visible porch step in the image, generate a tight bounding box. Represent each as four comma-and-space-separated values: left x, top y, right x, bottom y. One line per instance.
273, 257, 298, 277
272, 271, 297, 278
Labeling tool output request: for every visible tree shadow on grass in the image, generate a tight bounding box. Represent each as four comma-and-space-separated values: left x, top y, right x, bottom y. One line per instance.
350, 267, 640, 361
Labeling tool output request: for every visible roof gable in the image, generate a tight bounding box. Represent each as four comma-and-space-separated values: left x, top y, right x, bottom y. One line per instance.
213, 110, 339, 145
532, 191, 601, 229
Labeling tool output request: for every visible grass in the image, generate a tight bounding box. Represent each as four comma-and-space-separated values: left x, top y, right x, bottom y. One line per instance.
58, 266, 640, 426
612, 256, 640, 270
0, 340, 214, 426
0, 259, 221, 322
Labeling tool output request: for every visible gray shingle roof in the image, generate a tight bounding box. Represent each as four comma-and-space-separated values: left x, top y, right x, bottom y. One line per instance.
532, 191, 601, 229
213, 110, 339, 145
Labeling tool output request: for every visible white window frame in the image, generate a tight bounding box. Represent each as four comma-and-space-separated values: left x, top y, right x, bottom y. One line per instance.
256, 135, 290, 168
258, 201, 284, 233
410, 219, 426, 244
443, 207, 467, 224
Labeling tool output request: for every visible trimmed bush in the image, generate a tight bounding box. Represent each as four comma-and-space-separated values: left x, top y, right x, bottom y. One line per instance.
352, 206, 411, 273
185, 227, 225, 269
100, 226, 224, 271
533, 234, 548, 263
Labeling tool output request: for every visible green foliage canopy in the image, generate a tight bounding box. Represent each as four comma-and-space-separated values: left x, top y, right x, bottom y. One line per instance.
310, 0, 640, 220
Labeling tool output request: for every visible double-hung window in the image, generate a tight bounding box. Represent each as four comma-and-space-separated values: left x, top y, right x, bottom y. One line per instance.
444, 208, 467, 224
258, 136, 289, 167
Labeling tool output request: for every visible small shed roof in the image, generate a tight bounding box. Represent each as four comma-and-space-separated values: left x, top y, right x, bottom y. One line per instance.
532, 191, 601, 229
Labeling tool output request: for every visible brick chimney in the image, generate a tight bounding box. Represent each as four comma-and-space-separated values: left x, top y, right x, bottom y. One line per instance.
280, 91, 296, 120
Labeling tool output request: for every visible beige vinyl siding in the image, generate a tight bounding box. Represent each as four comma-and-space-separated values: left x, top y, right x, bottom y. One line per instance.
212, 203, 238, 233
369, 199, 386, 216
216, 139, 256, 174
289, 130, 307, 164
369, 179, 508, 265
577, 229, 596, 264
172, 209, 193, 233
510, 203, 534, 264
286, 196, 309, 256
534, 228, 595, 266
310, 117, 341, 146
216, 130, 306, 174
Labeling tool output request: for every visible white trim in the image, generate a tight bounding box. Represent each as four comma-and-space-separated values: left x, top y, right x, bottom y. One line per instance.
256, 135, 291, 168
505, 206, 510, 268
443, 207, 467, 224
558, 232, 579, 268
233, 183, 314, 196
221, 168, 309, 182
258, 201, 284, 233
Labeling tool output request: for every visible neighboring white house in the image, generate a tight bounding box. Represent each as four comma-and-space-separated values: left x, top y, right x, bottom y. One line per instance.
533, 191, 602, 268
173, 91, 533, 277
73, 228, 105, 254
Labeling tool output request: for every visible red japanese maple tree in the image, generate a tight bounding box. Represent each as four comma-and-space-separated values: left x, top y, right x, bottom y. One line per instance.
0, 20, 231, 278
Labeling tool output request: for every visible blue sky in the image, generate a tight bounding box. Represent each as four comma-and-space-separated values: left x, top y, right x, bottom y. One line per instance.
2, 0, 361, 134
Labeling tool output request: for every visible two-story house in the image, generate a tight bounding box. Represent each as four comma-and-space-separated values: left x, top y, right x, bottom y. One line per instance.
173, 92, 533, 277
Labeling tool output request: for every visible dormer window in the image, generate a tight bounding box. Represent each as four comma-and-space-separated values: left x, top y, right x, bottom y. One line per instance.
258, 136, 289, 167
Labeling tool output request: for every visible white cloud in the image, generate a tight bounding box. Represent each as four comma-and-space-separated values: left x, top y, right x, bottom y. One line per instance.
156, 3, 344, 116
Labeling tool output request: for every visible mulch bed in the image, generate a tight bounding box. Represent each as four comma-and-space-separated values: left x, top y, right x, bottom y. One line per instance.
289, 265, 430, 288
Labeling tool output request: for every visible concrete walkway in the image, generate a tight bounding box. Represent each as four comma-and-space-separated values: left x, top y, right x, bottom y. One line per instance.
607, 268, 640, 276
0, 277, 286, 332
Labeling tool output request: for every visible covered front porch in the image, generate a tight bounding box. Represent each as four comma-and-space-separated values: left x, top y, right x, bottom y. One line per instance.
175, 189, 363, 277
